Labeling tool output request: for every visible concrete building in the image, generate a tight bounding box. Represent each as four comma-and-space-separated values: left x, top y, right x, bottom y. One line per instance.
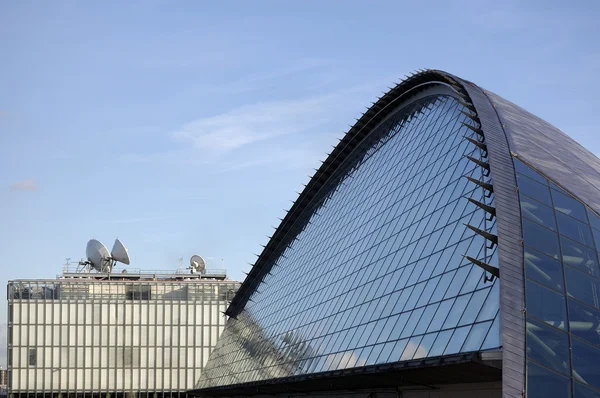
190, 70, 600, 397
7, 266, 240, 397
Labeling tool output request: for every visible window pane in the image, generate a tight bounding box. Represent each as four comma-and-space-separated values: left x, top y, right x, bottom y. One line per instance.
574, 382, 600, 398
572, 337, 600, 390
514, 159, 548, 185
526, 317, 570, 375
525, 247, 564, 292
521, 195, 556, 230
557, 212, 595, 248
518, 174, 552, 206
526, 280, 567, 329
568, 299, 600, 346
587, 208, 600, 232
565, 266, 600, 310
428, 330, 452, 357
561, 236, 600, 277
527, 361, 572, 398
443, 325, 471, 355
461, 321, 492, 352
523, 218, 561, 259
553, 189, 588, 222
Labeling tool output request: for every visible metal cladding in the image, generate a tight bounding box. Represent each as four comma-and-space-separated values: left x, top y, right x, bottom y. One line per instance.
207, 70, 600, 397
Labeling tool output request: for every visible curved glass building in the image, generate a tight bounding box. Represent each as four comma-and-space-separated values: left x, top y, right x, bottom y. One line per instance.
190, 70, 600, 398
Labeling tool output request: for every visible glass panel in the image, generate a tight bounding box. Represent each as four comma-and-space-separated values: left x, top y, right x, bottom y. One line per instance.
480, 314, 501, 350
517, 174, 552, 206
568, 299, 600, 346
461, 321, 492, 352
574, 382, 600, 398
525, 247, 564, 292
565, 266, 600, 310
557, 212, 595, 248
514, 159, 548, 185
553, 189, 588, 222
527, 361, 572, 398
443, 325, 471, 355
588, 208, 600, 232
526, 317, 570, 375
521, 195, 557, 231
523, 218, 561, 259
428, 330, 453, 357
412, 333, 437, 359
572, 337, 600, 390
562, 236, 600, 277
526, 280, 567, 330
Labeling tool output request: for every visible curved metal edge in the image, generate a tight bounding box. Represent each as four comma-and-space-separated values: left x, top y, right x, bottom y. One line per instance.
455, 78, 525, 398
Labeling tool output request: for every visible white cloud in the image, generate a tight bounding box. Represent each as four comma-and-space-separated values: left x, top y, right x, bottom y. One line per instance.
9, 179, 39, 192
172, 95, 336, 153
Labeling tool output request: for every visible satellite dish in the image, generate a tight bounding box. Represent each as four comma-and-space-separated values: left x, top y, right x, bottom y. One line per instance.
190, 255, 206, 274
111, 238, 130, 265
86, 239, 112, 273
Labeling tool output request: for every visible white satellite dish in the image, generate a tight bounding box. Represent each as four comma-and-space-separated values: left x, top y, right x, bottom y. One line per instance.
111, 238, 130, 265
86, 239, 113, 273
190, 255, 206, 274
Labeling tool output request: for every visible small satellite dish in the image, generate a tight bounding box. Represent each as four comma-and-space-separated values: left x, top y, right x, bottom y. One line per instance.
190, 255, 206, 274
111, 238, 130, 265
86, 239, 113, 273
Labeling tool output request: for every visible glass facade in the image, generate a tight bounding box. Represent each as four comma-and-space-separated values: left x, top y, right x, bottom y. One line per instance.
515, 158, 600, 397
7, 279, 240, 397
196, 94, 501, 388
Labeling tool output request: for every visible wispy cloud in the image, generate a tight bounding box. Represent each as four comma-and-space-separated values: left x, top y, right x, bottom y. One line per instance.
9, 179, 39, 192
97, 215, 179, 225
172, 95, 336, 153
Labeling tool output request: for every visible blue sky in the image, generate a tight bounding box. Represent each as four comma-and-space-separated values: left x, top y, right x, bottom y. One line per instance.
1, 0, 599, 366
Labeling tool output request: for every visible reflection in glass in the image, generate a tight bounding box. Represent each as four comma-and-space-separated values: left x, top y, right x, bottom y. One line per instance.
513, 159, 548, 185
565, 267, 600, 310
526, 280, 567, 330
521, 195, 556, 230
525, 248, 564, 292
561, 236, 600, 277
553, 189, 588, 222
526, 317, 570, 375
523, 218, 561, 259
572, 337, 600, 390
568, 299, 600, 346
527, 361, 572, 398
517, 174, 552, 206
574, 382, 600, 398
444, 325, 471, 355
461, 321, 492, 352
556, 212, 595, 248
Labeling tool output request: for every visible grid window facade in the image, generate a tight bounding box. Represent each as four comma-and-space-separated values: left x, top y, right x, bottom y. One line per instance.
7, 279, 240, 397
197, 94, 501, 388
515, 158, 600, 397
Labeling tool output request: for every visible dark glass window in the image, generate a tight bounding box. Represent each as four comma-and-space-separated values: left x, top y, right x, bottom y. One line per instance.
561, 236, 600, 277
574, 382, 600, 398
525, 247, 564, 292
568, 299, 600, 346
518, 174, 552, 206
522, 218, 561, 259
527, 361, 572, 398
526, 280, 567, 329
565, 266, 600, 310
28, 348, 36, 367
588, 208, 600, 232
514, 159, 548, 185
572, 337, 600, 390
553, 189, 588, 222
521, 195, 557, 230
557, 212, 595, 248
526, 317, 570, 375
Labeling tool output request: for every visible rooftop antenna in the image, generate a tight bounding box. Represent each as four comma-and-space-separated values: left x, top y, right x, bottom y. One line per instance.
189, 255, 206, 275
78, 238, 130, 273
